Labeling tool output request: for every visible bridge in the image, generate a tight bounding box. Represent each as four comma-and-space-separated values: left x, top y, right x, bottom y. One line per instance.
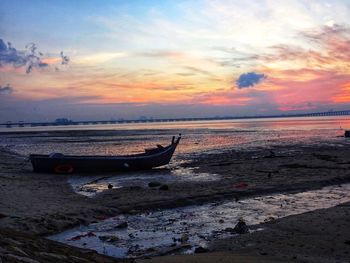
1, 109, 350, 128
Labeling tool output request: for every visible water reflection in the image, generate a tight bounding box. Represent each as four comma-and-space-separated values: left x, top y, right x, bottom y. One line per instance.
69, 167, 219, 197
49, 183, 350, 258
0, 116, 348, 157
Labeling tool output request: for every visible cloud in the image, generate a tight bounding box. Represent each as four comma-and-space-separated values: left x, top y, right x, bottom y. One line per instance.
0, 39, 70, 73
236, 72, 267, 89
0, 39, 49, 73
137, 51, 183, 58
0, 84, 13, 94
257, 24, 350, 70
60, 51, 70, 65
184, 66, 215, 76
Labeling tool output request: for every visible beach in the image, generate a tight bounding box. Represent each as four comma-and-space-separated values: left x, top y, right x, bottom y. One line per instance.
3, 0, 350, 261
1, 126, 350, 262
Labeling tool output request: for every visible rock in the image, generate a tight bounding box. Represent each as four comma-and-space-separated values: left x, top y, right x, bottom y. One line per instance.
194, 246, 209, 253
159, 184, 169, 190
148, 182, 162, 187
116, 221, 128, 229
219, 219, 224, 224
233, 218, 249, 234
107, 184, 113, 189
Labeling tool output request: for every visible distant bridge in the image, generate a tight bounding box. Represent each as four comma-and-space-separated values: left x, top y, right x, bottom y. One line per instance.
1, 110, 350, 128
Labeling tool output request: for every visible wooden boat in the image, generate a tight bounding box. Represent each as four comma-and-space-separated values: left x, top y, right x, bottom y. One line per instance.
30, 135, 181, 174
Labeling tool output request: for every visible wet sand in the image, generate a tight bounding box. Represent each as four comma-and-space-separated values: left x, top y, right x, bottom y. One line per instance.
1, 141, 350, 262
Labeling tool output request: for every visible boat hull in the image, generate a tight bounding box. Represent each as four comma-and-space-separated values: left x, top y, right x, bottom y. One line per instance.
30, 137, 180, 174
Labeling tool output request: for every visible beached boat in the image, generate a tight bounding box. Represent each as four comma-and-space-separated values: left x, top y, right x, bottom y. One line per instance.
30, 135, 181, 173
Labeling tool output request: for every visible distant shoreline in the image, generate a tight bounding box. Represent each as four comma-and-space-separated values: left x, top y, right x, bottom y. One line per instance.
1, 109, 350, 129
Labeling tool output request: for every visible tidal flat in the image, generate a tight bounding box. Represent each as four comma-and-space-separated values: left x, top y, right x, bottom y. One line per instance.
1, 124, 350, 262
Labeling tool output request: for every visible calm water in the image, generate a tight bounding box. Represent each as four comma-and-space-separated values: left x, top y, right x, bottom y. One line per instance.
0, 116, 349, 158
50, 183, 350, 258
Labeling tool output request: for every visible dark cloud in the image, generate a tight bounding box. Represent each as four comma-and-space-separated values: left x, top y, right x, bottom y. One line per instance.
0, 84, 13, 94
236, 72, 267, 89
60, 51, 70, 65
0, 39, 49, 73
0, 39, 70, 73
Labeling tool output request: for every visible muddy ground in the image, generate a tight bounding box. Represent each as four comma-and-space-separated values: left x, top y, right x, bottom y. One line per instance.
1, 142, 350, 262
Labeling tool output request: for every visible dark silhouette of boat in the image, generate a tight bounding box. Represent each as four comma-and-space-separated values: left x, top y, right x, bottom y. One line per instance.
30, 135, 181, 173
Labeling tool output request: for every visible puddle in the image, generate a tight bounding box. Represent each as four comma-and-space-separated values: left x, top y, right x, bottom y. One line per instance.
49, 184, 350, 258
68, 167, 219, 197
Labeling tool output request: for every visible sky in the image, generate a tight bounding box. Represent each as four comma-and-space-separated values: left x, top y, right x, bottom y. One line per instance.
1, 0, 350, 122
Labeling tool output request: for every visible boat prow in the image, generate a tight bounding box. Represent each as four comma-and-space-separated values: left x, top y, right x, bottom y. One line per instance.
30, 135, 181, 174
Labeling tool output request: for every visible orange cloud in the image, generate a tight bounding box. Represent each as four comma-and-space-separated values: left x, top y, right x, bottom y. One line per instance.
333, 82, 350, 103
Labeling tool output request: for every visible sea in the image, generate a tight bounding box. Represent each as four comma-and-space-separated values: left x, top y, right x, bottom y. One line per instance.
1, 116, 349, 195
0, 116, 349, 158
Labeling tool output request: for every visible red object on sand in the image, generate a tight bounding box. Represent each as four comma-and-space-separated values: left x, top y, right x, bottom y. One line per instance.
235, 183, 248, 189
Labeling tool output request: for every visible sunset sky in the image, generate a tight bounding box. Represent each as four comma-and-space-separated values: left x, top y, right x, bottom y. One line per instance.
1, 0, 350, 122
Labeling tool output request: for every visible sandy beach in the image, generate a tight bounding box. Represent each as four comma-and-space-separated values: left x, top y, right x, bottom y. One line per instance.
1, 137, 350, 262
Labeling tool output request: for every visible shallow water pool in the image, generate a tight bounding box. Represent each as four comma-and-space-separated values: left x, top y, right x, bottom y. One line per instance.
49, 183, 350, 258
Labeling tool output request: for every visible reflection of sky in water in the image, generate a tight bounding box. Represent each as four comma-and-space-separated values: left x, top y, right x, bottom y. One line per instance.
69, 167, 219, 197
49, 184, 350, 258
0, 117, 349, 158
